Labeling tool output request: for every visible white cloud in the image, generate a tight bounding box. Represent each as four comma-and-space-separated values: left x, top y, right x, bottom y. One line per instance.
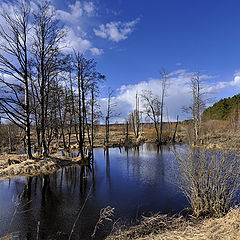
53, 1, 103, 55
56, 9, 73, 22
230, 71, 240, 88
102, 70, 219, 123
205, 71, 240, 92
61, 27, 91, 52
90, 47, 104, 55
56, 1, 95, 23
60, 27, 103, 55
83, 2, 95, 15
69, 1, 83, 18
94, 18, 140, 42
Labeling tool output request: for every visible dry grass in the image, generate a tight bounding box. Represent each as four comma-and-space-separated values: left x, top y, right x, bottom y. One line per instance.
91, 206, 115, 238
0, 232, 19, 240
0, 122, 184, 153
201, 120, 231, 135
0, 153, 86, 180
183, 120, 240, 150
107, 213, 190, 240
107, 207, 240, 240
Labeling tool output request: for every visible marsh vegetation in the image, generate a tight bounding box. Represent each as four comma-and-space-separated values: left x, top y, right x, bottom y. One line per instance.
0, 1, 240, 240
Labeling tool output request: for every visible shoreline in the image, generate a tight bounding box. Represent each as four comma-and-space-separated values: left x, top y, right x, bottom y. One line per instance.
0, 153, 89, 180
0, 133, 238, 181
106, 207, 240, 240
0, 138, 185, 180
1, 141, 240, 239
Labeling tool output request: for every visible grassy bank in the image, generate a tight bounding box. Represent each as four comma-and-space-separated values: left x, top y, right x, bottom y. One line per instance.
0, 122, 185, 154
106, 207, 240, 240
0, 153, 87, 180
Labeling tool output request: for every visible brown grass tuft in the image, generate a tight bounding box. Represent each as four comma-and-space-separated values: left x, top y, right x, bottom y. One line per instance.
106, 207, 240, 240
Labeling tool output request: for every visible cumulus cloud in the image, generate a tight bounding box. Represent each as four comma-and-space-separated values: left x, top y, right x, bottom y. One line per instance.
83, 2, 95, 15
230, 71, 240, 87
69, 1, 83, 18
59, 27, 103, 55
101, 70, 219, 123
206, 71, 240, 92
97, 70, 240, 124
54, 1, 103, 55
93, 18, 140, 42
56, 1, 95, 23
90, 47, 104, 55
61, 27, 90, 52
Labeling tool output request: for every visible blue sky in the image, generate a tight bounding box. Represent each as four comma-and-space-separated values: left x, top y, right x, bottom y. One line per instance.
3, 0, 240, 121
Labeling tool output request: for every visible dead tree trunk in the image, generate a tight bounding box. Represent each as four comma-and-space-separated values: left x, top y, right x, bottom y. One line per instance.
172, 115, 179, 143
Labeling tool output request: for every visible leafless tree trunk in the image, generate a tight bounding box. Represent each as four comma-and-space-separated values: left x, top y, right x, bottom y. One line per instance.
105, 89, 115, 146
8, 124, 13, 153
75, 52, 84, 159
89, 72, 104, 153
191, 72, 202, 144
31, 1, 65, 157
159, 69, 169, 144
91, 87, 94, 150
0, 0, 32, 158
125, 119, 129, 142
141, 90, 161, 143
172, 115, 179, 143
130, 93, 140, 139
183, 72, 205, 145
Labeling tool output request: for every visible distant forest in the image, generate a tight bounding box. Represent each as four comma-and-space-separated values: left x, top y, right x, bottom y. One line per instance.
203, 94, 240, 120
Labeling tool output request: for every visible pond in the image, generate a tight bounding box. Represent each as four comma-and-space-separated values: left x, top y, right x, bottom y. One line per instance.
0, 144, 188, 240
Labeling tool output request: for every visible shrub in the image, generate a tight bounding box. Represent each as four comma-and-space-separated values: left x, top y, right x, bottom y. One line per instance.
174, 148, 240, 217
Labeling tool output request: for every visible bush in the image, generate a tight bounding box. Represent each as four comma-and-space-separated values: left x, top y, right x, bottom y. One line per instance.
174, 148, 240, 217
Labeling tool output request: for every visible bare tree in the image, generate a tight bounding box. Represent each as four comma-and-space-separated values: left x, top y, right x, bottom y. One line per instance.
159, 69, 169, 144
130, 92, 140, 139
31, 0, 65, 157
141, 90, 161, 143
105, 88, 117, 146
183, 72, 205, 144
73, 52, 94, 159
89, 72, 105, 151
0, 0, 32, 158
172, 115, 179, 143
191, 72, 202, 144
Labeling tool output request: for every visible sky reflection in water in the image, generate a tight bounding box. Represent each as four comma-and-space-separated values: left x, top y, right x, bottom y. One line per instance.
0, 144, 188, 240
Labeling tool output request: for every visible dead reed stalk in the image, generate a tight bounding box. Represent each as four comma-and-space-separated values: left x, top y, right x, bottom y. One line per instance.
68, 184, 93, 240
91, 206, 115, 238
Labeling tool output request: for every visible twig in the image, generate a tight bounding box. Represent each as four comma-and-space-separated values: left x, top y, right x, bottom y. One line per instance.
36, 221, 40, 240
91, 206, 115, 238
8, 189, 25, 233
68, 184, 93, 240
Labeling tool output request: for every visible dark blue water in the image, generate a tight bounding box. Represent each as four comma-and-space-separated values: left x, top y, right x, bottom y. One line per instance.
0, 144, 188, 240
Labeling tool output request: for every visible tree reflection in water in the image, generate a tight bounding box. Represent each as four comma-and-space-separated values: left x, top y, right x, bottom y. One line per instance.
0, 144, 188, 240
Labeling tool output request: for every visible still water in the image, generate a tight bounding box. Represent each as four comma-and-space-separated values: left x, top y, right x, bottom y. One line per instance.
0, 144, 188, 240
